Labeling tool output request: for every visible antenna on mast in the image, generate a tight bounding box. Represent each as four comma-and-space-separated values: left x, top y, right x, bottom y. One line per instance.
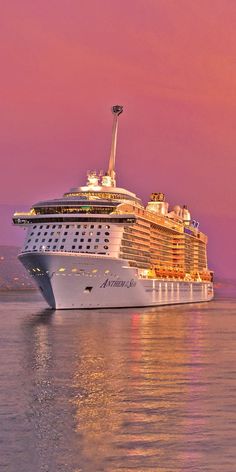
106, 105, 123, 187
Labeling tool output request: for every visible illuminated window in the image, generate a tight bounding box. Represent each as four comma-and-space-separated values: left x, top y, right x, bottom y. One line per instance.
72, 268, 77, 272
105, 269, 110, 274
105, 225, 110, 229
59, 268, 65, 272
89, 232, 93, 236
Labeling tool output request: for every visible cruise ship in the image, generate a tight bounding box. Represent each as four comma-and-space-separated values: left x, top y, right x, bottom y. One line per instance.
13, 106, 214, 309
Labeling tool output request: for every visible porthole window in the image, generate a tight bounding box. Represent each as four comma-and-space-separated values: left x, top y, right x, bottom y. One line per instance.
86, 245, 90, 249
75, 232, 79, 235
80, 238, 84, 242
88, 238, 91, 242
104, 239, 109, 242
73, 238, 77, 242
94, 245, 98, 249
82, 231, 86, 235
28, 239, 31, 243
79, 245, 82, 249
77, 225, 81, 228
55, 238, 58, 242
104, 246, 109, 250
60, 245, 64, 249
58, 225, 62, 228
66, 225, 70, 229
46, 225, 50, 229
40, 225, 43, 229
95, 238, 99, 242
105, 225, 110, 229
62, 238, 66, 242
35, 238, 39, 242
97, 232, 101, 235
42, 238, 45, 242
53, 225, 56, 229
51, 232, 54, 235
33, 226, 36, 229
64, 232, 68, 235
53, 245, 56, 249
91, 225, 94, 228
98, 225, 102, 229
33, 245, 36, 249
105, 232, 110, 236
37, 232, 41, 236
25, 245, 28, 249
49, 238, 52, 242
30, 232, 34, 236
72, 245, 75, 249
44, 232, 47, 236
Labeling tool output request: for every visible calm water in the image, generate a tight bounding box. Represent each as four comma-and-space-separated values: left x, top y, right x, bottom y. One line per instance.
0, 292, 236, 472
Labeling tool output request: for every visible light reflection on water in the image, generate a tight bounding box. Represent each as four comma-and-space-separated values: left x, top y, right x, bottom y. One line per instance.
0, 292, 236, 471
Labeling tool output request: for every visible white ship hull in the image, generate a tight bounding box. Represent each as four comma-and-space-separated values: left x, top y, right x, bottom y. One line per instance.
19, 252, 214, 309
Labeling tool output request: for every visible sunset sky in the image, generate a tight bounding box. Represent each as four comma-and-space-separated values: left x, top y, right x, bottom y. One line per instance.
1, 0, 236, 279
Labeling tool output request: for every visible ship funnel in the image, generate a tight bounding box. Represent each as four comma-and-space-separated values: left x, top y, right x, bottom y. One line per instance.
107, 105, 123, 187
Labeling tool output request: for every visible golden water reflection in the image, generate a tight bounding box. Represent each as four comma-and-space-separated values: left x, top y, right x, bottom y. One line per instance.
69, 306, 210, 471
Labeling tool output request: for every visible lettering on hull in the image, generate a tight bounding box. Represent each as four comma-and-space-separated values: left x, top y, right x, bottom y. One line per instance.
100, 278, 137, 289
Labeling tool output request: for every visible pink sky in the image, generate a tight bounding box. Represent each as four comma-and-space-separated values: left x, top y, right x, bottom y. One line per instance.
0, 0, 236, 279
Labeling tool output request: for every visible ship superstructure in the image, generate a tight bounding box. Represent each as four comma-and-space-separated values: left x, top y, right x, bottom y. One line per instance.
13, 106, 213, 309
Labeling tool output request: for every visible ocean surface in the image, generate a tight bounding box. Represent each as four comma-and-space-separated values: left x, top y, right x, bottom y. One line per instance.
0, 291, 236, 472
